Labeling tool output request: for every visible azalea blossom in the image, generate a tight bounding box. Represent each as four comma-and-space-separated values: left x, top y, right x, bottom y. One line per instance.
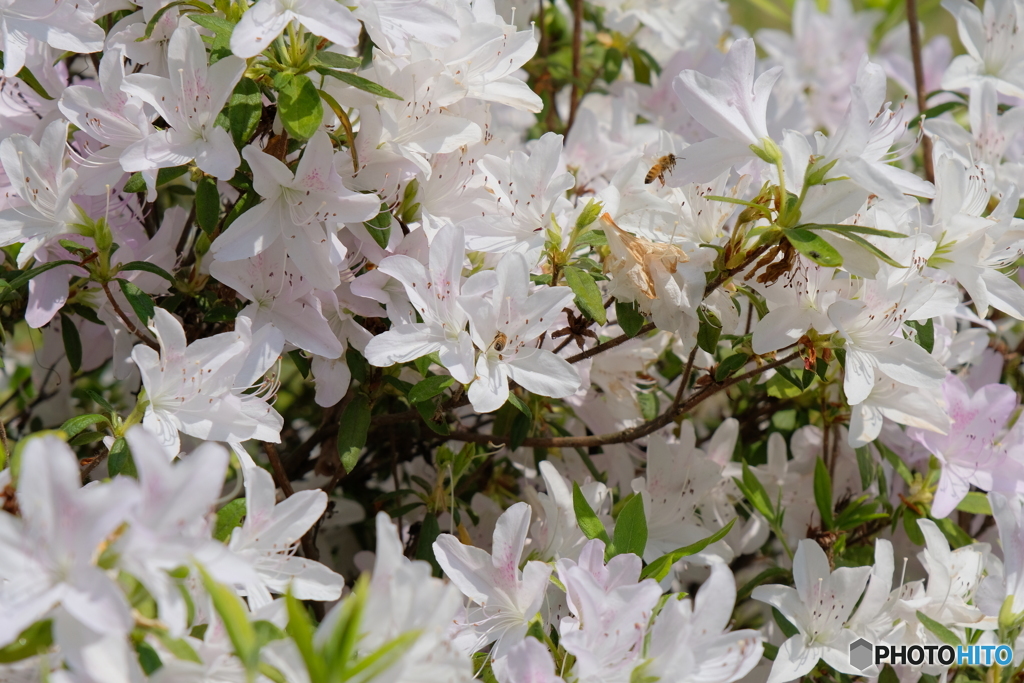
121, 24, 245, 180
433, 502, 553, 657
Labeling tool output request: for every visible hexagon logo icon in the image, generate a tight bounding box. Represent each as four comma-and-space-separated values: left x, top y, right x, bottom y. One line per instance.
849, 638, 873, 670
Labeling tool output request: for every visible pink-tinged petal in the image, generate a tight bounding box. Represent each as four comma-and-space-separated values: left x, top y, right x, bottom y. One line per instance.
873, 338, 946, 389
766, 638, 821, 683
270, 555, 344, 600
62, 566, 134, 636
284, 221, 341, 291
293, 130, 336, 191
231, 0, 291, 58
490, 502, 532, 594
26, 266, 70, 328
210, 200, 282, 261
493, 637, 561, 683
243, 145, 293, 199
932, 465, 972, 518
752, 305, 810, 355
120, 131, 194, 172
269, 297, 344, 359
311, 354, 351, 407
194, 125, 241, 179
468, 355, 509, 413
666, 137, 754, 187
438, 331, 475, 384
364, 324, 442, 366
506, 347, 581, 399
294, 0, 362, 47
207, 55, 246, 114
842, 349, 875, 405
433, 534, 497, 604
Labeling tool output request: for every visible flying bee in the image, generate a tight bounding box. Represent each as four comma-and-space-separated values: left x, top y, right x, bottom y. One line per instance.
645, 154, 677, 185
490, 331, 508, 352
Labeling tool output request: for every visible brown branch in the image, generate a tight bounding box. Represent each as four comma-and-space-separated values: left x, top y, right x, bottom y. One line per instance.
906, 0, 935, 183
566, 0, 584, 135
567, 244, 772, 365
101, 281, 159, 349
447, 351, 800, 448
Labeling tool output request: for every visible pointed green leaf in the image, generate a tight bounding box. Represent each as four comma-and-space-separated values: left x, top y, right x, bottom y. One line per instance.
277, 74, 323, 140
612, 494, 648, 558
563, 266, 606, 324
573, 482, 611, 546
60, 312, 82, 373
813, 457, 834, 530
117, 279, 156, 323
337, 395, 372, 473
638, 518, 736, 581
785, 228, 843, 267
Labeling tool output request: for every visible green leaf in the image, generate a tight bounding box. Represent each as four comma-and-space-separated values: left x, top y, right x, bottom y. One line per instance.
364, 202, 393, 249
877, 442, 913, 485
612, 494, 648, 558
213, 498, 247, 542
59, 414, 109, 439
506, 392, 532, 419
277, 74, 324, 140
573, 482, 611, 546
563, 265, 606, 324
199, 567, 260, 675
137, 1, 214, 42
407, 375, 455, 404
907, 318, 935, 354
734, 463, 774, 521
773, 607, 800, 638
916, 610, 961, 646
909, 101, 962, 129
956, 491, 992, 516
697, 306, 722, 354
415, 513, 442, 575
152, 632, 202, 664
227, 77, 262, 147
0, 620, 53, 663
785, 228, 843, 267
715, 353, 749, 382
195, 176, 221, 235
841, 231, 906, 268
813, 458, 834, 530
639, 518, 736, 581
879, 665, 900, 683
637, 392, 657, 421
189, 14, 235, 37
319, 70, 402, 99
313, 51, 362, 70
575, 199, 603, 230
799, 223, 906, 239
615, 300, 644, 337
108, 437, 138, 478
117, 261, 175, 284
2, 260, 78, 294
12, 64, 53, 100
414, 400, 449, 435
286, 593, 327, 683
123, 165, 190, 194
736, 566, 792, 602
136, 641, 163, 675
337, 395, 372, 473
60, 312, 82, 373
117, 279, 156, 323
509, 410, 531, 451
855, 446, 874, 490
932, 516, 973, 549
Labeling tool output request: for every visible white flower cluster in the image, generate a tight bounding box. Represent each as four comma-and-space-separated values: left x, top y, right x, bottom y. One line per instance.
6, 0, 1024, 680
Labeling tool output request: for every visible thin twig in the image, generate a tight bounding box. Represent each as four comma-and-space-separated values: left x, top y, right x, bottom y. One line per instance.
906, 0, 935, 183
447, 351, 800, 448
566, 0, 584, 135
101, 281, 159, 349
